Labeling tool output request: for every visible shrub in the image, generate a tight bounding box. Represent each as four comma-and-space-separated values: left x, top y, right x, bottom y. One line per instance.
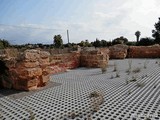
132, 67, 141, 73
126, 59, 132, 74
116, 71, 120, 78
113, 61, 117, 72
144, 60, 149, 69
136, 82, 145, 88
89, 90, 104, 113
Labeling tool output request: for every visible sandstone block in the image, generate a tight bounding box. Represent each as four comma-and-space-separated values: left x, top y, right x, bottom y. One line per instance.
23, 50, 40, 62
40, 51, 50, 59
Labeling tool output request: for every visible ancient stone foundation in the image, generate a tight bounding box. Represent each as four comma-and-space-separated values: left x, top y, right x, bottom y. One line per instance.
109, 44, 128, 59
50, 52, 80, 74
0, 49, 50, 90
80, 50, 109, 68
127, 45, 160, 58
1, 44, 160, 90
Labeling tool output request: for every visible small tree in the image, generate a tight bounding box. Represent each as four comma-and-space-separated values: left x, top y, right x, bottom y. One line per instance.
93, 38, 101, 48
135, 31, 141, 43
53, 34, 63, 48
112, 36, 128, 45
152, 17, 160, 44
101, 40, 108, 47
0, 39, 10, 49
138, 37, 154, 46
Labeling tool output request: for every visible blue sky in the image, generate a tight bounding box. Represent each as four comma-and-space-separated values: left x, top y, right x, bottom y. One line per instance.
0, 0, 160, 44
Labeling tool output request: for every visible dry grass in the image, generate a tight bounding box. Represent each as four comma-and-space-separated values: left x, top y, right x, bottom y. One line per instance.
101, 66, 107, 74
136, 82, 145, 88
89, 90, 104, 113
116, 71, 120, 78
125, 77, 129, 85
113, 61, 117, 72
26, 109, 35, 120
129, 75, 137, 82
126, 60, 132, 74
100, 62, 107, 74
144, 60, 149, 69
132, 67, 141, 73
110, 75, 114, 79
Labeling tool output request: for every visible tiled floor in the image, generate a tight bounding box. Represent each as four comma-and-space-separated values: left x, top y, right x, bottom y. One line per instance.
0, 59, 160, 120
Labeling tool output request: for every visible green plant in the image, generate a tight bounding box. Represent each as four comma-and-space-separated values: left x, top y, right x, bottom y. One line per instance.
135, 31, 141, 42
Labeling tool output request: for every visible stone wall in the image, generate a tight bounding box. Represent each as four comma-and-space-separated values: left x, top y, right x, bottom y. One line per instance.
80, 50, 109, 68
1, 45, 160, 90
50, 52, 80, 74
0, 49, 51, 91
127, 45, 160, 58
109, 44, 128, 59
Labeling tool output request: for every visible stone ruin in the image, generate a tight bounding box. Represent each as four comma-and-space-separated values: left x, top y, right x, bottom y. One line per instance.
0, 48, 109, 91
0, 49, 50, 90
0, 44, 160, 91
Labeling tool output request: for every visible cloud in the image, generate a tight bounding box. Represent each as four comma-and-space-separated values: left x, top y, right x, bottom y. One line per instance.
1, 0, 160, 44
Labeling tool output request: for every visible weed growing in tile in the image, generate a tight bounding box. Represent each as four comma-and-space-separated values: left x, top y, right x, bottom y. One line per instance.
113, 61, 117, 72
110, 75, 114, 79
145, 117, 151, 120
0, 112, 3, 120
87, 116, 92, 120
100, 64, 107, 74
128, 90, 131, 95
130, 75, 137, 82
126, 60, 132, 74
136, 82, 145, 88
89, 90, 104, 113
128, 59, 132, 70
125, 77, 129, 85
144, 59, 149, 69
116, 71, 120, 78
155, 60, 160, 67
26, 109, 35, 120
132, 67, 141, 73
68, 112, 77, 119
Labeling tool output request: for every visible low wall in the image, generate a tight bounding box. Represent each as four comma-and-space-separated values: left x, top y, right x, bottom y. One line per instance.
50, 52, 80, 74
109, 44, 128, 59
80, 50, 109, 68
1, 45, 160, 90
127, 45, 160, 58
0, 49, 51, 91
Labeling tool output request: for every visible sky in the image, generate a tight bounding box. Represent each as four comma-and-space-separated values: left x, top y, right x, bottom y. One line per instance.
0, 0, 160, 45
